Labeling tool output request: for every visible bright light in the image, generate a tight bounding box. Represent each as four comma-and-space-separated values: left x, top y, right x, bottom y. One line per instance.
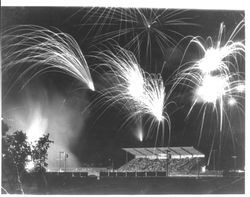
198, 48, 224, 74
26, 106, 48, 143
88, 81, 95, 91
138, 130, 143, 142
171, 20, 245, 137
197, 42, 244, 74
196, 75, 228, 104
98, 47, 167, 123
127, 65, 145, 101
25, 161, 35, 171
27, 118, 47, 142
236, 84, 245, 93
151, 104, 164, 121
25, 156, 35, 172
228, 97, 237, 106
194, 22, 245, 75
144, 77, 165, 121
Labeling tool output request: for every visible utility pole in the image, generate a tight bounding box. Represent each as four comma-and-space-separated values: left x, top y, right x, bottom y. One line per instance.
64, 152, 68, 172
112, 159, 114, 172
218, 132, 222, 170
166, 150, 170, 177
197, 158, 200, 178
59, 151, 67, 172
58, 152, 61, 172
232, 155, 237, 172
213, 149, 216, 171
64, 152, 66, 172
59, 152, 63, 172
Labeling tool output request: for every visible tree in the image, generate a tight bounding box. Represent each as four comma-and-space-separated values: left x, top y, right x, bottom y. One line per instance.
2, 130, 31, 194
2, 123, 53, 194
31, 133, 53, 192
32, 133, 53, 173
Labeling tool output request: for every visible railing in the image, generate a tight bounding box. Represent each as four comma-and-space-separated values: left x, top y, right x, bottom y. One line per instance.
99, 170, 223, 178
45, 171, 88, 178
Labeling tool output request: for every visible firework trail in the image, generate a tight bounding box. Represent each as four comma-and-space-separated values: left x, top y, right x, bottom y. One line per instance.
74, 8, 197, 64
2, 25, 95, 93
171, 20, 245, 151
92, 46, 172, 145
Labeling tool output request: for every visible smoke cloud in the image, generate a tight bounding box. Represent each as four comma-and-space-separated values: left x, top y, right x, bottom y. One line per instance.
2, 79, 91, 170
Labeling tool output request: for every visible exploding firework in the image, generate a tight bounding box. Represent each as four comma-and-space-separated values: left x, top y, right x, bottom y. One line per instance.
174, 20, 245, 83
195, 74, 228, 105
93, 47, 172, 144
189, 21, 245, 75
74, 8, 196, 63
2, 25, 95, 92
171, 20, 245, 149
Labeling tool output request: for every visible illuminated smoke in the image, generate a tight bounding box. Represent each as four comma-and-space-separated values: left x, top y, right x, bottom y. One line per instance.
2, 84, 90, 170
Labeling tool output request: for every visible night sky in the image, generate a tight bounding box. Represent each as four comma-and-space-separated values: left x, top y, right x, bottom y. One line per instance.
2, 7, 245, 170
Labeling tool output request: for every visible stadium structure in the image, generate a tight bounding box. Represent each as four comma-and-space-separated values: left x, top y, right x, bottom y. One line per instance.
45, 146, 224, 178
100, 146, 208, 177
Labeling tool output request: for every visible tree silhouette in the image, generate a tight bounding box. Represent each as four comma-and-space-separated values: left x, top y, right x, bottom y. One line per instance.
2, 130, 31, 194
32, 134, 53, 172
31, 134, 54, 192
2, 121, 53, 194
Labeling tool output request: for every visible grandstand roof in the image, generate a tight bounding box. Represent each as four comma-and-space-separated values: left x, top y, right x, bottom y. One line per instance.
122, 147, 205, 158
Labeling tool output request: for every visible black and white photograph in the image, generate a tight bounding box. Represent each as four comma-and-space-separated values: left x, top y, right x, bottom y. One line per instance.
1, 1, 246, 195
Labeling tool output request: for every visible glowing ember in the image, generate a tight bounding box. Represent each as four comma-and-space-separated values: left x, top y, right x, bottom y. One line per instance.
195, 75, 228, 104
228, 97, 237, 106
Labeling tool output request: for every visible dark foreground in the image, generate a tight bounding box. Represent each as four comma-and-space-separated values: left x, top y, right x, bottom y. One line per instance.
20, 175, 244, 194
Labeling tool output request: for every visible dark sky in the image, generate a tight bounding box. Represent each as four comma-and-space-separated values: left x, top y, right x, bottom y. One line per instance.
1, 7, 245, 169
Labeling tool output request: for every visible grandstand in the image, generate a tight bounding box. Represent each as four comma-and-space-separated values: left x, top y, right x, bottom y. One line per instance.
117, 147, 205, 176
123, 147, 204, 159
45, 147, 220, 178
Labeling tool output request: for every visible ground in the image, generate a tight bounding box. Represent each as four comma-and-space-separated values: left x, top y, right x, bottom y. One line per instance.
18, 175, 245, 194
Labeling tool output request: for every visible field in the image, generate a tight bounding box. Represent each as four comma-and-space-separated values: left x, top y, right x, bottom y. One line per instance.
21, 174, 244, 194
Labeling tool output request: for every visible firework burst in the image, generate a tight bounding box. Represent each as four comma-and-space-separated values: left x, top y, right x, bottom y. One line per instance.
93, 46, 171, 144
2, 25, 95, 92
74, 8, 196, 63
190, 21, 245, 75
171, 20, 245, 150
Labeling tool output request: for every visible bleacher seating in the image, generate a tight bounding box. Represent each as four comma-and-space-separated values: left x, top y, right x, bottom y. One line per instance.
118, 157, 204, 175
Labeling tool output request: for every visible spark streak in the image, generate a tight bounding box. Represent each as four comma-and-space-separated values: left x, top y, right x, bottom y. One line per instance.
76, 8, 196, 63
2, 25, 95, 91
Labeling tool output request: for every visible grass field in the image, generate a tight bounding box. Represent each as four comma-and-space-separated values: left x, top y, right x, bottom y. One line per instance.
21, 175, 244, 194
